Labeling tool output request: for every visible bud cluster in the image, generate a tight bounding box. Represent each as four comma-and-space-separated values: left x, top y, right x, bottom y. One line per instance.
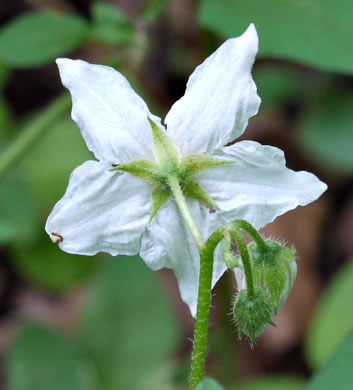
229, 230, 297, 346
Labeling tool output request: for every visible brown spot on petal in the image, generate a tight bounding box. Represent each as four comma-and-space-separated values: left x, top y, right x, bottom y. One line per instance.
50, 233, 63, 243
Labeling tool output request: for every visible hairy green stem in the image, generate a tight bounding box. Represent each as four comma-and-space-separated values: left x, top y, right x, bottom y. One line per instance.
234, 219, 268, 252
229, 223, 255, 298
189, 228, 225, 390
168, 178, 261, 388
0, 93, 71, 179
168, 175, 205, 251
168, 174, 222, 388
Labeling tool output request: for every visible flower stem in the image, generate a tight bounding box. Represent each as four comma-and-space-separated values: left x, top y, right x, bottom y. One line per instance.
168, 175, 205, 251
234, 219, 268, 252
189, 228, 225, 390
0, 93, 71, 179
168, 174, 223, 388
229, 224, 255, 298
168, 178, 260, 387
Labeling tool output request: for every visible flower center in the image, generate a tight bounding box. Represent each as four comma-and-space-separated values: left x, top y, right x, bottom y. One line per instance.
111, 117, 234, 219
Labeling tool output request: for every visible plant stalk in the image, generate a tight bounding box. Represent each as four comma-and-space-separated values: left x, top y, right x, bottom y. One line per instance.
0, 93, 71, 179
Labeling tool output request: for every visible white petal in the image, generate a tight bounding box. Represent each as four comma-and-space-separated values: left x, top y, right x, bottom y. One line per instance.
45, 161, 151, 255
234, 267, 247, 292
165, 24, 260, 156
199, 140, 327, 229
140, 198, 227, 317
56, 58, 158, 164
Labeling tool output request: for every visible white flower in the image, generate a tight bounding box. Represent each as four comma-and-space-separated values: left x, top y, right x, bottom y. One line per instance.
46, 24, 327, 316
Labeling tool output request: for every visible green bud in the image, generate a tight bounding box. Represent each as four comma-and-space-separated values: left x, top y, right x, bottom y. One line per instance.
233, 288, 274, 347
248, 240, 297, 314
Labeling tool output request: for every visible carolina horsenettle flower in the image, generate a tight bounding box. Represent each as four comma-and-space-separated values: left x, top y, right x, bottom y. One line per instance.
46, 24, 327, 316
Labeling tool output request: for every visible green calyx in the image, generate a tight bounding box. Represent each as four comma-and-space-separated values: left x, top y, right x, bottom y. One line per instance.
111, 117, 233, 220
233, 287, 274, 347
247, 240, 297, 314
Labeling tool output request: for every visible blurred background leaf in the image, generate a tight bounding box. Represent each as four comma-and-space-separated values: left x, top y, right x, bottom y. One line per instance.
6, 324, 82, 390
306, 328, 353, 390
236, 376, 306, 390
298, 89, 353, 172
0, 171, 39, 245
305, 259, 353, 370
0, 11, 90, 68
20, 116, 93, 211
197, 377, 225, 389
142, 0, 168, 22
198, 0, 353, 73
253, 65, 303, 110
77, 256, 180, 390
91, 2, 135, 46
10, 233, 99, 292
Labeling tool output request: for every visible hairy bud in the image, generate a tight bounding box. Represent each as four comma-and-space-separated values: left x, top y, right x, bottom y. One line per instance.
233, 288, 273, 347
249, 240, 297, 314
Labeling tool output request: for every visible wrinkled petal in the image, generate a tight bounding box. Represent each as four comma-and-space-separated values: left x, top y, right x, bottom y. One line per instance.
234, 267, 247, 292
46, 161, 151, 255
140, 198, 227, 317
56, 58, 160, 164
165, 24, 260, 156
198, 140, 327, 229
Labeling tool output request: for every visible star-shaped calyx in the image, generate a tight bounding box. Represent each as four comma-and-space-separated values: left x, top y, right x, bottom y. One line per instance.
111, 118, 234, 220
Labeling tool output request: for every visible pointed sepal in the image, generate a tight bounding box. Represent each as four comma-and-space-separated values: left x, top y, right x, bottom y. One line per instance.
183, 178, 219, 210
111, 159, 160, 184
150, 187, 170, 221
181, 154, 234, 176
148, 117, 179, 168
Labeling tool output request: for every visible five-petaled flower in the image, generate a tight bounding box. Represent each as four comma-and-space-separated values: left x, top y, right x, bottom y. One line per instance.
46, 24, 327, 316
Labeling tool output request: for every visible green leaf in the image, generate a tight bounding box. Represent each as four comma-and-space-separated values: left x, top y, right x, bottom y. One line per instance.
198, 0, 353, 74
197, 377, 225, 390
6, 324, 82, 390
11, 232, 98, 292
91, 2, 135, 46
21, 116, 93, 211
236, 376, 306, 390
253, 65, 302, 110
0, 11, 89, 67
0, 171, 39, 245
298, 90, 353, 172
142, 0, 168, 22
306, 329, 353, 390
0, 61, 10, 89
305, 259, 353, 370
0, 219, 17, 243
78, 256, 180, 390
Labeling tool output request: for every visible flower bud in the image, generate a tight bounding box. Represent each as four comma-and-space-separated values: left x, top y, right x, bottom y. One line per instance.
249, 240, 297, 314
233, 287, 273, 347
